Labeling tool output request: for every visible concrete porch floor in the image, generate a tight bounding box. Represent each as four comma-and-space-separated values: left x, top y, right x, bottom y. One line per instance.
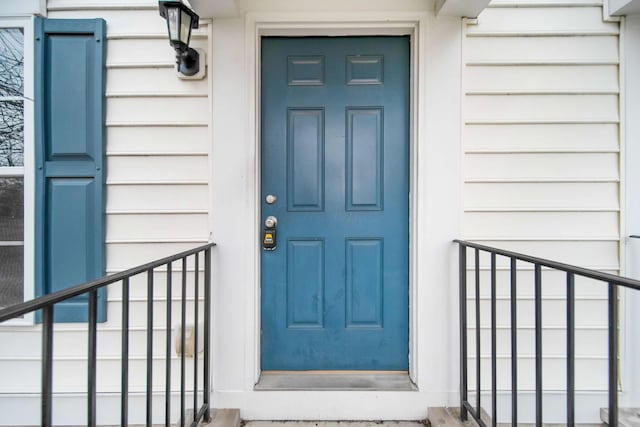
427, 406, 630, 427
243, 423, 427, 427
207, 407, 640, 427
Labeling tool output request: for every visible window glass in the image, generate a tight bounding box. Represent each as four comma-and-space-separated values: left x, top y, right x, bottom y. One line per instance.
0, 246, 23, 309
0, 27, 25, 309
0, 177, 23, 241
0, 100, 23, 166
0, 28, 24, 96
0, 28, 24, 167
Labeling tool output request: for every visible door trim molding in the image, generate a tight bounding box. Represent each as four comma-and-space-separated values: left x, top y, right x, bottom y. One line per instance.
246, 11, 428, 385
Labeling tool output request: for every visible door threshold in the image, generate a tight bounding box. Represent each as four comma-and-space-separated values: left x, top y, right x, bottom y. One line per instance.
254, 371, 417, 391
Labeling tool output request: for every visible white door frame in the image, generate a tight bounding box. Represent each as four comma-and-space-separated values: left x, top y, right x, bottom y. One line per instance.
245, 11, 427, 383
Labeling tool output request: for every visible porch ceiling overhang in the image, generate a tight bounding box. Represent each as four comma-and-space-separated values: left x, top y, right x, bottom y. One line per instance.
189, 0, 239, 18
188, 0, 490, 19
609, 0, 640, 15
435, 0, 491, 18
1, 0, 46, 17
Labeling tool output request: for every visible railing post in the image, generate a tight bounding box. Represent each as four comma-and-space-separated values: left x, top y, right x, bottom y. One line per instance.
180, 257, 187, 427
566, 273, 575, 427
146, 269, 154, 427
166, 262, 173, 427
475, 249, 481, 416
42, 305, 54, 427
534, 264, 542, 427
121, 277, 130, 427
490, 253, 497, 427
193, 253, 200, 421
204, 247, 212, 423
459, 243, 468, 421
510, 257, 518, 427
88, 290, 98, 427
608, 282, 618, 427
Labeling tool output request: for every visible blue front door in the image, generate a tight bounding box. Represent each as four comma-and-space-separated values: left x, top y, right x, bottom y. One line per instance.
261, 36, 409, 370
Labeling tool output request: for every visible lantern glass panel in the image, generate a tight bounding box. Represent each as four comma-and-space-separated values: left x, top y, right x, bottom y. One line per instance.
166, 7, 179, 42
180, 9, 192, 45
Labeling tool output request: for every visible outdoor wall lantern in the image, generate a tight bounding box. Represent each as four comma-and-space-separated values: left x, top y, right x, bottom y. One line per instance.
158, 0, 201, 76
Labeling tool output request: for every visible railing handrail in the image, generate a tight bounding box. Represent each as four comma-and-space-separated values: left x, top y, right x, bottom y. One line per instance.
0, 241, 216, 323
454, 239, 640, 291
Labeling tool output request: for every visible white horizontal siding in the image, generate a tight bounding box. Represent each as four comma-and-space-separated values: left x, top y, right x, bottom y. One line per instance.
106, 301, 203, 328
465, 94, 619, 122
0, 328, 191, 358
106, 272, 206, 296
465, 182, 619, 210
47, 8, 166, 35
107, 67, 208, 96
465, 65, 619, 94
107, 184, 209, 212
463, 1, 620, 400
467, 6, 618, 35
467, 358, 608, 391
47, 0, 157, 9
42, 7, 208, 41
469, 327, 609, 357
466, 269, 610, 298
467, 299, 609, 329
106, 38, 208, 68
106, 97, 210, 124
0, 3, 210, 407
107, 213, 209, 241
107, 126, 209, 153
43, 9, 176, 36
107, 156, 209, 182
106, 242, 209, 271
464, 241, 620, 269
464, 123, 619, 151
466, 35, 618, 64
464, 152, 619, 181
463, 211, 619, 239
0, 358, 204, 393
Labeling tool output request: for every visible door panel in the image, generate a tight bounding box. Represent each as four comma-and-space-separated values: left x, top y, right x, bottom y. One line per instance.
261, 36, 409, 370
287, 108, 325, 211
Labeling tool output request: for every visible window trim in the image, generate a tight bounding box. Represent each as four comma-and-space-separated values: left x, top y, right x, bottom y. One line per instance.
0, 17, 34, 325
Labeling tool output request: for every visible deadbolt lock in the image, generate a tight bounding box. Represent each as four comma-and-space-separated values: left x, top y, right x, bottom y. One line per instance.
263, 216, 277, 250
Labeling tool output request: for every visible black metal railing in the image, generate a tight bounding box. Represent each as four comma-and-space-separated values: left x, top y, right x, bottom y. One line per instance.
0, 242, 216, 427
455, 239, 640, 427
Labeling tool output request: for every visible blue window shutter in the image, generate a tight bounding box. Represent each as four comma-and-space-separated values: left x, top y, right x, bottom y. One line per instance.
34, 18, 107, 322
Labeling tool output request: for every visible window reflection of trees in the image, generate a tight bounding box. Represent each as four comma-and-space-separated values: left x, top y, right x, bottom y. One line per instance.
0, 28, 25, 308
0, 28, 24, 167
0, 177, 23, 240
